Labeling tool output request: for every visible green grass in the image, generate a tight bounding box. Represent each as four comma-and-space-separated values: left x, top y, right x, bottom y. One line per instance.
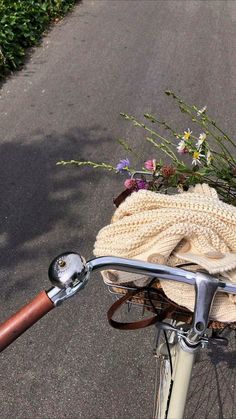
0, 0, 78, 77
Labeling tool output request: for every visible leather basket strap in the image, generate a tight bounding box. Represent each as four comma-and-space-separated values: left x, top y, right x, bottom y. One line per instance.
107, 289, 175, 330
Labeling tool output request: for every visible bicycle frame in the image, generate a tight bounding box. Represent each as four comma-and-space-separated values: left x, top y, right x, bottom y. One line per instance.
169, 348, 195, 418
157, 337, 196, 419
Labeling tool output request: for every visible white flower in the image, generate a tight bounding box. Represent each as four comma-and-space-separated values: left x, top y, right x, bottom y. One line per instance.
182, 128, 192, 141
197, 106, 207, 116
177, 140, 188, 154
192, 151, 204, 166
206, 150, 213, 166
196, 132, 207, 149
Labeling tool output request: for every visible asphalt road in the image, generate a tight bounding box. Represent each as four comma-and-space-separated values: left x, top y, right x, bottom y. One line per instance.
0, 1, 236, 418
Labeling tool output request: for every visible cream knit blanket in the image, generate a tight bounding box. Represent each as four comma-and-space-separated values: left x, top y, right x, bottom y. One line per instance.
94, 184, 236, 322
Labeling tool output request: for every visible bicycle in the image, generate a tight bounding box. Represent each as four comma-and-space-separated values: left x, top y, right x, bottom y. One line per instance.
0, 252, 236, 419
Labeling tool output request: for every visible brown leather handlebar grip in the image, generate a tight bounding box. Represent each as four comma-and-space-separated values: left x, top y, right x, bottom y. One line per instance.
0, 291, 54, 352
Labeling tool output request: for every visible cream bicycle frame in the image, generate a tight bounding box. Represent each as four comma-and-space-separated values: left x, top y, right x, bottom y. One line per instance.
157, 333, 196, 419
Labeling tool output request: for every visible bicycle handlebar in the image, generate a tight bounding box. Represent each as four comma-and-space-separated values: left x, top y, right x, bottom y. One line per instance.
1, 252, 236, 352
0, 291, 54, 352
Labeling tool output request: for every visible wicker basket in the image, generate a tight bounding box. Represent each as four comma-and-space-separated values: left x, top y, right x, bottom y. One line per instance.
106, 279, 236, 330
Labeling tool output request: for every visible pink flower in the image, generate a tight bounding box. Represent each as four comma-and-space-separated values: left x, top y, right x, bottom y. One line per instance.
144, 159, 156, 171
124, 178, 137, 189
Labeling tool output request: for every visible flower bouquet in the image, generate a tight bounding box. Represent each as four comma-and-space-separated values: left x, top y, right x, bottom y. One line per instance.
58, 91, 236, 206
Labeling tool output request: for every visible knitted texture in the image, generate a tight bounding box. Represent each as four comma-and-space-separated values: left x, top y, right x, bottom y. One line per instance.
94, 184, 236, 322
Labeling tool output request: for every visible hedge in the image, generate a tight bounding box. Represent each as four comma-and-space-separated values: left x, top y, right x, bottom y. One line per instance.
0, 1, 78, 77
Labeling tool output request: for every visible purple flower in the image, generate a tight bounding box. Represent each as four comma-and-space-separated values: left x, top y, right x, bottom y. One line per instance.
116, 158, 130, 173
136, 179, 149, 190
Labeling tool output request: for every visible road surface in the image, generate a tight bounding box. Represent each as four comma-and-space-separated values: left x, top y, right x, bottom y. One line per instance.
0, 1, 236, 418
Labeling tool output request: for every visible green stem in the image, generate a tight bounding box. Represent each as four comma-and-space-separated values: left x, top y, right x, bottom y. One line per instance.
144, 114, 181, 140
124, 114, 178, 151
117, 138, 142, 160
122, 113, 189, 165
165, 90, 236, 164
192, 117, 235, 164
146, 136, 182, 164
56, 160, 116, 171
204, 117, 236, 150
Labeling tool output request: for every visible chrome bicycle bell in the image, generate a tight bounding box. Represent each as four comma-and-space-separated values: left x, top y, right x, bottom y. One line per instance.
48, 252, 87, 289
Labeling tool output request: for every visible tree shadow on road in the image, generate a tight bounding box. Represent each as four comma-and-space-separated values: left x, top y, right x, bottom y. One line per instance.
0, 124, 117, 298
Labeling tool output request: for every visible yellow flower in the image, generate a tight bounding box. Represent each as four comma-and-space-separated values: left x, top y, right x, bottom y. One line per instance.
192, 150, 203, 166
182, 128, 192, 141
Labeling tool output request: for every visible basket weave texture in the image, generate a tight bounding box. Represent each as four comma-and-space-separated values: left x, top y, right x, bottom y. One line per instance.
107, 279, 236, 330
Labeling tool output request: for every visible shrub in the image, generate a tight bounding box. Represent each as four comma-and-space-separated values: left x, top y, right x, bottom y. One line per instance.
0, 0, 77, 76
